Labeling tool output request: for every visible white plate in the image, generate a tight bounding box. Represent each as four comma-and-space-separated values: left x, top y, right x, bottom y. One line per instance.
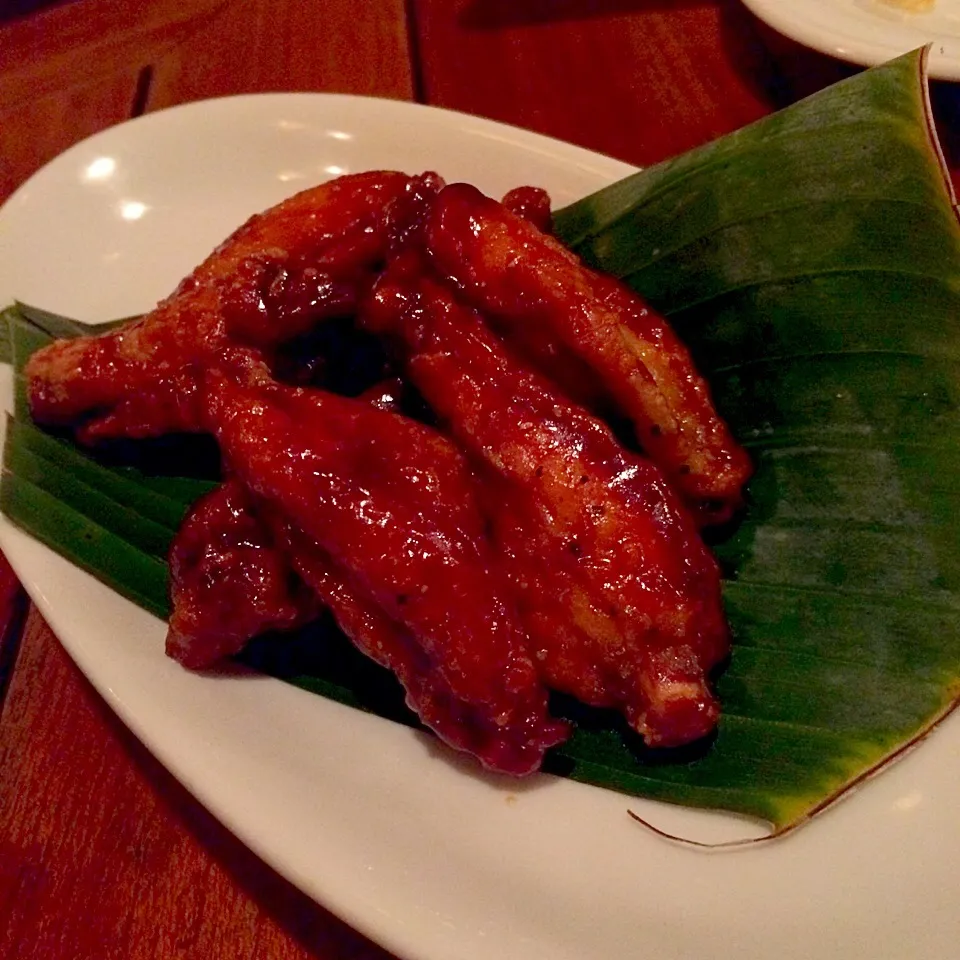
743, 0, 960, 80
0, 94, 958, 960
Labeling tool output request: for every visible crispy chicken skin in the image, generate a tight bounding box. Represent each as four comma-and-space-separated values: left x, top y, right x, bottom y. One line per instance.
202, 368, 567, 774
425, 183, 752, 524
167, 477, 318, 669
25, 171, 411, 443
366, 269, 729, 748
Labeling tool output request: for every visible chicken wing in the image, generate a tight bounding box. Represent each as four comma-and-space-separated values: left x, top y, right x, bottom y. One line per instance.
425, 183, 752, 524
202, 368, 567, 774
167, 477, 318, 669
276, 522, 568, 774
26, 171, 411, 443
367, 271, 729, 747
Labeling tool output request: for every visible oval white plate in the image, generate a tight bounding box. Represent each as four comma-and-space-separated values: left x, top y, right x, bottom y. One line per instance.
1, 95, 958, 960
743, 0, 960, 80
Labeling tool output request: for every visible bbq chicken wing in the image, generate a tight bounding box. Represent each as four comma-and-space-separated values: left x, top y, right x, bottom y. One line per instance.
167, 477, 319, 669
26, 171, 411, 444
201, 368, 567, 774
24, 169, 741, 768
425, 183, 752, 524
367, 271, 729, 747
275, 523, 567, 774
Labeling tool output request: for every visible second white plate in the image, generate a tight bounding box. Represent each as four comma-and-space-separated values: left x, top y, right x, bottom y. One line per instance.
743, 0, 960, 80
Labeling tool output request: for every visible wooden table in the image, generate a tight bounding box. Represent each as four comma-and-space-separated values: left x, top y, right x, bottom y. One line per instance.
0, 2, 957, 957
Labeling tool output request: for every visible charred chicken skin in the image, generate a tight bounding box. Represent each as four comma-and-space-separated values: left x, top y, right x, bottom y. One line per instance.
425, 183, 752, 524
367, 263, 729, 747
26, 171, 411, 443
202, 367, 567, 774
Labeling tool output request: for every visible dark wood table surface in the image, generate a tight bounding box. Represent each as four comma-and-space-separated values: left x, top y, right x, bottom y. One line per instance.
0, 2, 957, 957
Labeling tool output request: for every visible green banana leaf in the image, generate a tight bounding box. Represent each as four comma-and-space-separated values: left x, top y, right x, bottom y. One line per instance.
553, 46, 960, 828
2, 48, 958, 831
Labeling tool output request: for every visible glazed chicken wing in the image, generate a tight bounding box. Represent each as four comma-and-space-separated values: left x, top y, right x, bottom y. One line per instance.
167, 477, 318, 669
367, 272, 729, 747
25, 169, 740, 766
275, 523, 567, 774
26, 171, 411, 443
425, 183, 752, 524
201, 368, 567, 774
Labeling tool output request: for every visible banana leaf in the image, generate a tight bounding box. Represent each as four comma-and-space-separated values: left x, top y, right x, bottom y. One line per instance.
552, 46, 960, 828
2, 48, 958, 832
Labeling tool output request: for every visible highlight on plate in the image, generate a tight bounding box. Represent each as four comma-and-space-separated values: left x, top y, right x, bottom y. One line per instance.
19, 170, 751, 775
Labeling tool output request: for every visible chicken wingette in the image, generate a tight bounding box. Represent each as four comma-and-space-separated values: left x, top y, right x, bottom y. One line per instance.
425, 183, 752, 525
367, 265, 729, 747
201, 365, 568, 774
26, 171, 411, 443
